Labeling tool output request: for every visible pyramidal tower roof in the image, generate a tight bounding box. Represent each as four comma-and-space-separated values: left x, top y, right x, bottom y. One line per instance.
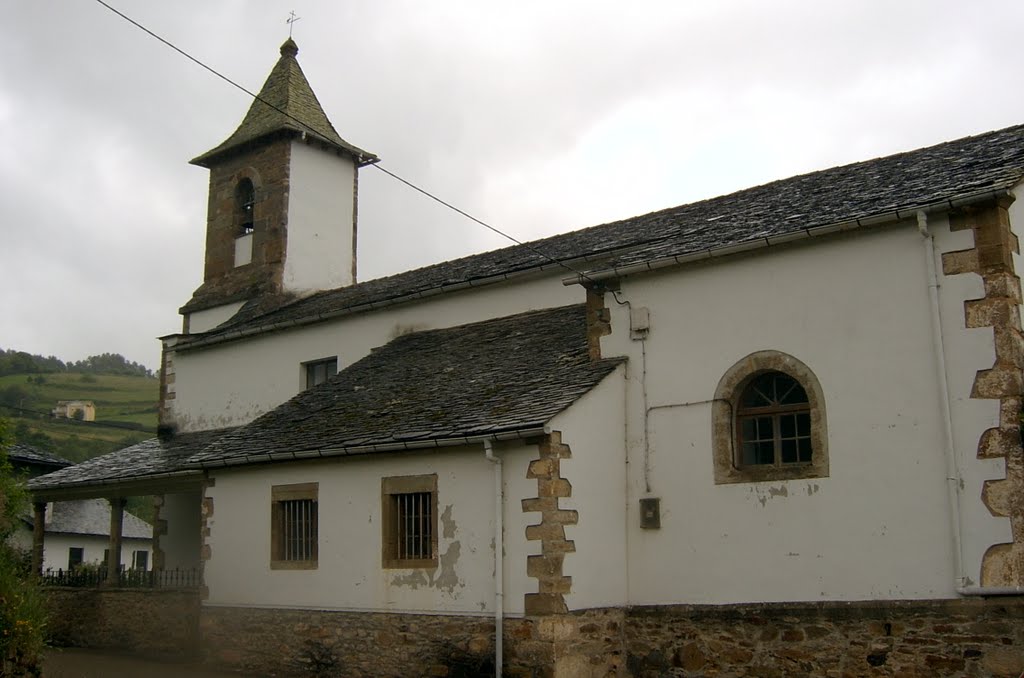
191, 39, 376, 167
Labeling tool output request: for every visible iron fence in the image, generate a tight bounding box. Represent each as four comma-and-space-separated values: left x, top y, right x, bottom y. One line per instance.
40, 567, 201, 589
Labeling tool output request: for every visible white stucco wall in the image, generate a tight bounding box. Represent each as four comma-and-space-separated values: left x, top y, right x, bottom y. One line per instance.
283, 141, 356, 293
203, 443, 537, 616
172, 274, 580, 432
160, 490, 202, 570
549, 366, 628, 611
599, 222, 1005, 604
188, 301, 246, 334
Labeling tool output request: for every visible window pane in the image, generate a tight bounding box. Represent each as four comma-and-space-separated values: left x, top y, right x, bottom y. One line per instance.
780, 414, 796, 438
781, 439, 797, 463
778, 379, 808, 405
741, 417, 757, 441
797, 412, 811, 436
755, 441, 774, 465
756, 416, 773, 441
798, 438, 813, 462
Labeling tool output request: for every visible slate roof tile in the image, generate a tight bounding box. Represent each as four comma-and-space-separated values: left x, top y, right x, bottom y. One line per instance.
9, 444, 72, 469
28, 429, 231, 492
188, 304, 623, 467
34, 498, 152, 539
191, 123, 1024, 346
191, 39, 374, 167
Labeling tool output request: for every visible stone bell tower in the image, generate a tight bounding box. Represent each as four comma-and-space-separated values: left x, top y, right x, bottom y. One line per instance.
180, 38, 377, 334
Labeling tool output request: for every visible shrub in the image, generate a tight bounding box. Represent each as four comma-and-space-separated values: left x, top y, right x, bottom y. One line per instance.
0, 419, 48, 676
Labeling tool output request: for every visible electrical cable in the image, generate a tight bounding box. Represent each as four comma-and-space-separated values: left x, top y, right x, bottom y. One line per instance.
91, 0, 602, 287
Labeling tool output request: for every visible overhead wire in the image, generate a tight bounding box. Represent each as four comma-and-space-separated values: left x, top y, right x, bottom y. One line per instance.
91, 0, 601, 287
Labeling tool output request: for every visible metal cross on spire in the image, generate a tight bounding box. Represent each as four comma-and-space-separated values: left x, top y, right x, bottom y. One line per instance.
287, 10, 301, 38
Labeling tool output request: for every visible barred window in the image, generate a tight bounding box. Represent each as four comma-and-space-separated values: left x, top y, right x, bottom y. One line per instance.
382, 475, 437, 568
271, 483, 318, 570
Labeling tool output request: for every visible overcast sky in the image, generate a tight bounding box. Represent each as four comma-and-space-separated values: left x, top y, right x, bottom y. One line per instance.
2, 1, 1023, 371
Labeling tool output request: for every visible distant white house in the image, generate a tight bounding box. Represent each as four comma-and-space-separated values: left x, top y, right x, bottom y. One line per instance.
52, 400, 95, 422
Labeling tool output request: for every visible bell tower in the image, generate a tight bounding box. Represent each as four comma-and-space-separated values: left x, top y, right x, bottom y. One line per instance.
181, 39, 377, 334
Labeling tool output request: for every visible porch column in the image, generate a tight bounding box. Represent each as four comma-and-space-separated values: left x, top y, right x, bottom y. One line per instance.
31, 501, 46, 576
105, 497, 126, 586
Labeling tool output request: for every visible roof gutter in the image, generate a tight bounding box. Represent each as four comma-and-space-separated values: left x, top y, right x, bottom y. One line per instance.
561, 188, 1013, 286
184, 426, 549, 470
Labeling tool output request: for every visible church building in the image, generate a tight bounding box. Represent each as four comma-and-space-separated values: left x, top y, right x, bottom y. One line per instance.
30, 39, 1024, 677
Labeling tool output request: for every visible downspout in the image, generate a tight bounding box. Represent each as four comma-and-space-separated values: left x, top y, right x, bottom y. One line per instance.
917, 211, 967, 591
483, 439, 503, 677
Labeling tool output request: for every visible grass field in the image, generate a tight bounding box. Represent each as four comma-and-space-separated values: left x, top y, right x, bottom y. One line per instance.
1, 371, 159, 462
0, 372, 159, 427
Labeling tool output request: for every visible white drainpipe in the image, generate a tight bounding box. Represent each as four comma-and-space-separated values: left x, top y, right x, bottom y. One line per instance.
917, 211, 968, 591
484, 439, 503, 677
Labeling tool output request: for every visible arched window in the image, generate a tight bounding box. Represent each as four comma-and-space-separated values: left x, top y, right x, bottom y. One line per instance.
736, 371, 811, 467
712, 351, 828, 484
235, 179, 256, 235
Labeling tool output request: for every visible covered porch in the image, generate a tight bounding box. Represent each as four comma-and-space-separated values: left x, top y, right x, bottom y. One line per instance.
26, 432, 217, 589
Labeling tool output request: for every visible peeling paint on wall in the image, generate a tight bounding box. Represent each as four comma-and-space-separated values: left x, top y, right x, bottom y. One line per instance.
441, 504, 456, 539
389, 541, 464, 594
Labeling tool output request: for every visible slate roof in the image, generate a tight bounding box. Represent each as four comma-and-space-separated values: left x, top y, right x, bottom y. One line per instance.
28, 429, 231, 492
187, 304, 623, 468
31, 498, 152, 539
191, 39, 375, 167
9, 444, 72, 469
185, 122, 1024, 348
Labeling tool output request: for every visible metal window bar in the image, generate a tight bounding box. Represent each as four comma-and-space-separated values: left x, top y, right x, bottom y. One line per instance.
396, 492, 432, 560
282, 498, 317, 561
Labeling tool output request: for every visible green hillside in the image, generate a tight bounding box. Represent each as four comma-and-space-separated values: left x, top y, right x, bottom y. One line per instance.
0, 372, 158, 463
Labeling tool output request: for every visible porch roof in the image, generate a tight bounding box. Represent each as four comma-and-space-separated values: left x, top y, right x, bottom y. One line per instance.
27, 428, 233, 501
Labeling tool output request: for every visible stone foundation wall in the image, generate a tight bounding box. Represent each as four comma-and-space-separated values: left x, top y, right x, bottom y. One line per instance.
201, 606, 509, 677
622, 598, 1024, 678
44, 588, 200, 659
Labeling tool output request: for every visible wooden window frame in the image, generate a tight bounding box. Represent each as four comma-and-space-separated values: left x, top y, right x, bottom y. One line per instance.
302, 357, 338, 390
381, 474, 438, 569
270, 482, 318, 570
735, 372, 813, 468
712, 351, 828, 485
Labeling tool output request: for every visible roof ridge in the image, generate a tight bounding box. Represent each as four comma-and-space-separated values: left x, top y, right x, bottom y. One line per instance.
190, 121, 1024, 346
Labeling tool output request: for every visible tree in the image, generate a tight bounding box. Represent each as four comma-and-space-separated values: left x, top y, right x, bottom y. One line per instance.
0, 418, 47, 676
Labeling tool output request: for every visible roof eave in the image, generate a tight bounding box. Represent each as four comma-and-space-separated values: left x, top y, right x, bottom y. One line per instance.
185, 425, 551, 471
29, 470, 205, 503
563, 187, 1017, 286
189, 128, 378, 169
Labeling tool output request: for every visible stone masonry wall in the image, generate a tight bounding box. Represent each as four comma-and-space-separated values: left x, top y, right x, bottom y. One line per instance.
621, 599, 1024, 678
201, 606, 512, 678
523, 431, 578, 616
943, 197, 1024, 587
44, 588, 200, 659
